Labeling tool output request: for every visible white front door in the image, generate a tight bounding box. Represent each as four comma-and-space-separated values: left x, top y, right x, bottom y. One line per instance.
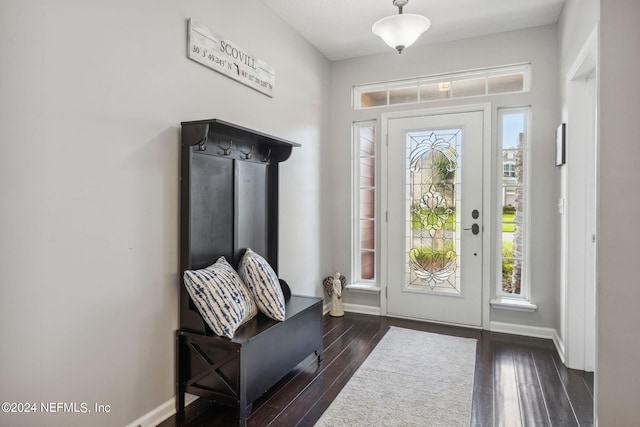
386, 111, 485, 326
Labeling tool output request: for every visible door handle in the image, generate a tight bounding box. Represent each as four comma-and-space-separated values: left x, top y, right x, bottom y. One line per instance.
463, 224, 480, 235
464, 209, 480, 234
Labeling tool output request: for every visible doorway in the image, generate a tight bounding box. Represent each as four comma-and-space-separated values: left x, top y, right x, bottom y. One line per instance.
563, 27, 598, 372
383, 107, 490, 327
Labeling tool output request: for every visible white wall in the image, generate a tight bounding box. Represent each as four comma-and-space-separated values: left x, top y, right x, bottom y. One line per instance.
329, 26, 560, 329
0, 1, 330, 426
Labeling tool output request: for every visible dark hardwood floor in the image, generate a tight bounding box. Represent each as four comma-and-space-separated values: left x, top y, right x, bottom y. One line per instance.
160, 312, 593, 427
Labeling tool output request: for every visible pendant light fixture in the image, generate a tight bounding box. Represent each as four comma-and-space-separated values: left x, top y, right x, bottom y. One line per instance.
372, 0, 431, 54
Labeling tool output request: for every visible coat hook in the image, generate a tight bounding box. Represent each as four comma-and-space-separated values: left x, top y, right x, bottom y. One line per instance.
218, 140, 233, 155
240, 145, 254, 160
263, 148, 272, 162
195, 124, 209, 151
197, 133, 208, 151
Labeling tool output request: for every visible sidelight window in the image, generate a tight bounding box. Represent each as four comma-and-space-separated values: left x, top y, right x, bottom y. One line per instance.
353, 122, 376, 283
498, 108, 530, 299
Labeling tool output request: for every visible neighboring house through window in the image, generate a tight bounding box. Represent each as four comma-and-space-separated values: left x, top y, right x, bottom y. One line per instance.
498, 107, 530, 301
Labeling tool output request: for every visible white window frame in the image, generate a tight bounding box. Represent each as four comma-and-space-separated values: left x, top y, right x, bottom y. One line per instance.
503, 161, 516, 177
350, 121, 380, 293
491, 107, 537, 312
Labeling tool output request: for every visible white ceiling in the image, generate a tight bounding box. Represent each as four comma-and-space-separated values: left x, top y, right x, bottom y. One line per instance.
260, 0, 566, 61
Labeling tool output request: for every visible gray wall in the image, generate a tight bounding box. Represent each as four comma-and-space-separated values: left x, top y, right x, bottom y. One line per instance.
560, 0, 640, 423
0, 1, 330, 426
329, 26, 560, 329
598, 0, 640, 424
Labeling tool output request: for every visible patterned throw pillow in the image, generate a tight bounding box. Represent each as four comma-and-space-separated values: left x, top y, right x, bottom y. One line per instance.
183, 257, 258, 338
238, 248, 286, 321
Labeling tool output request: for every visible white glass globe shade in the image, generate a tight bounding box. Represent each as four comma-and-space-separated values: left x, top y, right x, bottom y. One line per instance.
372, 14, 431, 53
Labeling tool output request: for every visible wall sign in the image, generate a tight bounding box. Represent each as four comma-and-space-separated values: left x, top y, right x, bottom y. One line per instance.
187, 18, 275, 97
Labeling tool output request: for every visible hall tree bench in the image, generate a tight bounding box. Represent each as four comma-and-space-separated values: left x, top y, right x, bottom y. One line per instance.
175, 119, 323, 427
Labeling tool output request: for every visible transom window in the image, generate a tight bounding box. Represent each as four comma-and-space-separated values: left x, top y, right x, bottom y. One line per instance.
354, 64, 530, 110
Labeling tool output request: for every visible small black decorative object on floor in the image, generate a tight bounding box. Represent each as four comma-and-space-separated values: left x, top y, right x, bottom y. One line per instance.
176, 119, 323, 427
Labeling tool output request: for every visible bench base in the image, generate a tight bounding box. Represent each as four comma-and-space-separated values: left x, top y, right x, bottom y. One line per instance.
176, 295, 323, 426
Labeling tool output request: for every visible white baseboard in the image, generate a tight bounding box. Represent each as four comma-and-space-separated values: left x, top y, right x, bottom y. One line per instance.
323, 302, 330, 315
323, 302, 381, 316
553, 329, 566, 364
343, 302, 381, 316
490, 321, 555, 339
490, 321, 565, 360
125, 393, 198, 427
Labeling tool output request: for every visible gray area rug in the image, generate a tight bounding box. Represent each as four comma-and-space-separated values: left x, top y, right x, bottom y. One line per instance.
314, 326, 477, 427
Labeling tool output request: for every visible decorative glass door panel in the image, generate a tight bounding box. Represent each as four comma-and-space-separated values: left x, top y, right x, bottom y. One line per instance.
386, 111, 484, 327
406, 129, 461, 294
